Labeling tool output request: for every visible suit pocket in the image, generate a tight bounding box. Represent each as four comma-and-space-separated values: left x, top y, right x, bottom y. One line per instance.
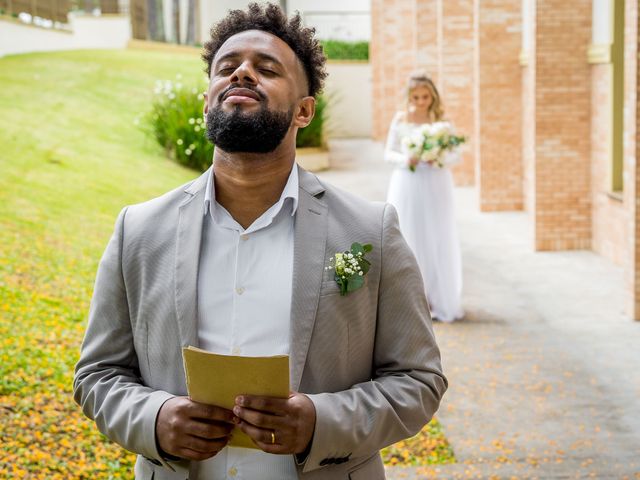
348, 454, 385, 480
319, 279, 341, 297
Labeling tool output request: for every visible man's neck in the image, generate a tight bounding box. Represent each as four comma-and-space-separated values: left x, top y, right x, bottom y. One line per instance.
213, 142, 296, 229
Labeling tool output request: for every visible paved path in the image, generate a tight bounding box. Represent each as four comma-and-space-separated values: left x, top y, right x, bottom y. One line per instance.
319, 139, 640, 479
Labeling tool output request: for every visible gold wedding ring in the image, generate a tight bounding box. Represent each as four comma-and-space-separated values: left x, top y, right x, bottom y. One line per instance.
271, 431, 276, 445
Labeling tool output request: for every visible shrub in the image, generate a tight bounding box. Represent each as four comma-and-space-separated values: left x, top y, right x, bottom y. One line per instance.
296, 94, 327, 149
147, 76, 327, 165
320, 40, 369, 61
146, 75, 213, 172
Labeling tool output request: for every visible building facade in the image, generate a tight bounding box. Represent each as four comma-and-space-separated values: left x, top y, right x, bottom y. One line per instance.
199, 0, 370, 44
371, 0, 640, 319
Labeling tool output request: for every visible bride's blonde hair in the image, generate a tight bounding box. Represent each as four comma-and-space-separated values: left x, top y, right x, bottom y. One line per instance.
406, 73, 444, 121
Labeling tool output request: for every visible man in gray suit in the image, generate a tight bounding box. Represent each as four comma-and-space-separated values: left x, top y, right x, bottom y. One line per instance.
74, 3, 447, 479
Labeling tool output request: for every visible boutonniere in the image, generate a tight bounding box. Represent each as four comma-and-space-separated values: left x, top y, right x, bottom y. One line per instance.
326, 242, 373, 296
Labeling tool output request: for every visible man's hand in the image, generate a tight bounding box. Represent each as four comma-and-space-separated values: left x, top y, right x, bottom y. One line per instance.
232, 391, 316, 454
156, 396, 236, 461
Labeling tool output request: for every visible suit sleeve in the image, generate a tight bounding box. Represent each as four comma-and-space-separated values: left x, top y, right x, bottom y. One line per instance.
73, 208, 178, 471
303, 203, 448, 473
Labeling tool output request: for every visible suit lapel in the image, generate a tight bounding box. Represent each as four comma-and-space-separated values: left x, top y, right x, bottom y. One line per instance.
290, 167, 328, 391
174, 170, 209, 349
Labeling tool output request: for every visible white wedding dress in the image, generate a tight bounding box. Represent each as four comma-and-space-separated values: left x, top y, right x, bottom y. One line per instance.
384, 112, 463, 322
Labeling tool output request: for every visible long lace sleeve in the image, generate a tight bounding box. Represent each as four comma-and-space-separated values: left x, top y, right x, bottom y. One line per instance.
384, 112, 410, 166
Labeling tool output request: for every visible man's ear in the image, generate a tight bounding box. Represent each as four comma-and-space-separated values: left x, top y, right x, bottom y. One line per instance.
293, 96, 316, 128
203, 92, 209, 116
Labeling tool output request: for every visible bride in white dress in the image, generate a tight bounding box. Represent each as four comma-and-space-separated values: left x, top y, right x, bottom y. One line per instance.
385, 73, 463, 322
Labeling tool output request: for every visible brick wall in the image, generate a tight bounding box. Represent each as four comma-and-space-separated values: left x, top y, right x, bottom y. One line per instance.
522, 62, 536, 217
371, 0, 476, 187
475, 0, 522, 211
370, 0, 640, 319
370, 0, 403, 141
624, 0, 640, 318
395, 0, 420, 93
370, 0, 384, 140
371, 0, 442, 142
415, 0, 439, 81
591, 64, 628, 266
522, 0, 536, 218
371, 0, 405, 141
533, 0, 591, 250
371, 0, 423, 141
440, 0, 475, 186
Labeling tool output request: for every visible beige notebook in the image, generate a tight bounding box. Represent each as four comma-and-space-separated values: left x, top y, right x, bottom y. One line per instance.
182, 346, 290, 449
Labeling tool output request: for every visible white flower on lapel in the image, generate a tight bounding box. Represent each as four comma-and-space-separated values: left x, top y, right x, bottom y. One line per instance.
325, 242, 372, 296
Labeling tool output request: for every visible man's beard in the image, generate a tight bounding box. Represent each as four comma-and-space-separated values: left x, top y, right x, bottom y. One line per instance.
205, 101, 293, 154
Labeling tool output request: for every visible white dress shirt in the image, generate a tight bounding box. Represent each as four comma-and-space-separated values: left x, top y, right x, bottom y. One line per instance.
196, 165, 299, 480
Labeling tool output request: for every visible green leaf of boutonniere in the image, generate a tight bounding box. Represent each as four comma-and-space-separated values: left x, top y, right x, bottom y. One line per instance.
326, 242, 373, 296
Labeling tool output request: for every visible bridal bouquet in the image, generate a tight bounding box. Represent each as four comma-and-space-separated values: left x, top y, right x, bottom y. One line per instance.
401, 122, 466, 171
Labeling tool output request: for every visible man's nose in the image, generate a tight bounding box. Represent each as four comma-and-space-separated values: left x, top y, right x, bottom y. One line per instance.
230, 61, 257, 85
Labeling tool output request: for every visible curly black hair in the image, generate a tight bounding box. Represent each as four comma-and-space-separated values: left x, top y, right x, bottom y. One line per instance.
202, 2, 327, 98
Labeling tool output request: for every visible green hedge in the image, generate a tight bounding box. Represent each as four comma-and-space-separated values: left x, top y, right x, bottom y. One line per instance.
296, 95, 327, 149
320, 40, 369, 61
146, 76, 214, 172
147, 77, 327, 168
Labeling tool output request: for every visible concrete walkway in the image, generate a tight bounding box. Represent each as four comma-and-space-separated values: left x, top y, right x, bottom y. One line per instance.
319, 139, 640, 480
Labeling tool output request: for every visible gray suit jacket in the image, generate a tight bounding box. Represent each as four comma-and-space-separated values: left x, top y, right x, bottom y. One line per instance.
74, 166, 447, 479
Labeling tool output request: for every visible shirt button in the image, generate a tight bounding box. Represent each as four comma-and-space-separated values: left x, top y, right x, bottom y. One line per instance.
231, 346, 241, 355
228, 466, 238, 477
236, 286, 245, 295
240, 234, 249, 241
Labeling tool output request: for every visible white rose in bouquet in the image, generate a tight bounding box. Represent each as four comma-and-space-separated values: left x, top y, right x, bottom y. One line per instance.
401, 121, 466, 171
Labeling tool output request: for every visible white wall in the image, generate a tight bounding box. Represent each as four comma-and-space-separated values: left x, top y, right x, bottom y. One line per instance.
592, 0, 611, 45
199, 0, 254, 40
521, 0, 533, 53
199, 0, 370, 42
288, 0, 370, 40
324, 61, 371, 138
0, 13, 131, 57
301, 12, 369, 41
195, 1, 372, 137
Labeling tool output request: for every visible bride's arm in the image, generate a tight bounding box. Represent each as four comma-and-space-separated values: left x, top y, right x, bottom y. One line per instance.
383, 112, 410, 166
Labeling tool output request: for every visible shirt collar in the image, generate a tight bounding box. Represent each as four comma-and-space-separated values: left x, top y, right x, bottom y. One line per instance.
203, 164, 299, 222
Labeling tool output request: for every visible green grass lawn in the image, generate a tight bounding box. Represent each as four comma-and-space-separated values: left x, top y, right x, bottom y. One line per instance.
0, 49, 452, 478
0, 48, 199, 478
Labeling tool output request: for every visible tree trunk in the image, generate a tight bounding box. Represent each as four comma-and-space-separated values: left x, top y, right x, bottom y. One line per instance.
172, 0, 179, 43
186, 0, 195, 44
147, 0, 165, 41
